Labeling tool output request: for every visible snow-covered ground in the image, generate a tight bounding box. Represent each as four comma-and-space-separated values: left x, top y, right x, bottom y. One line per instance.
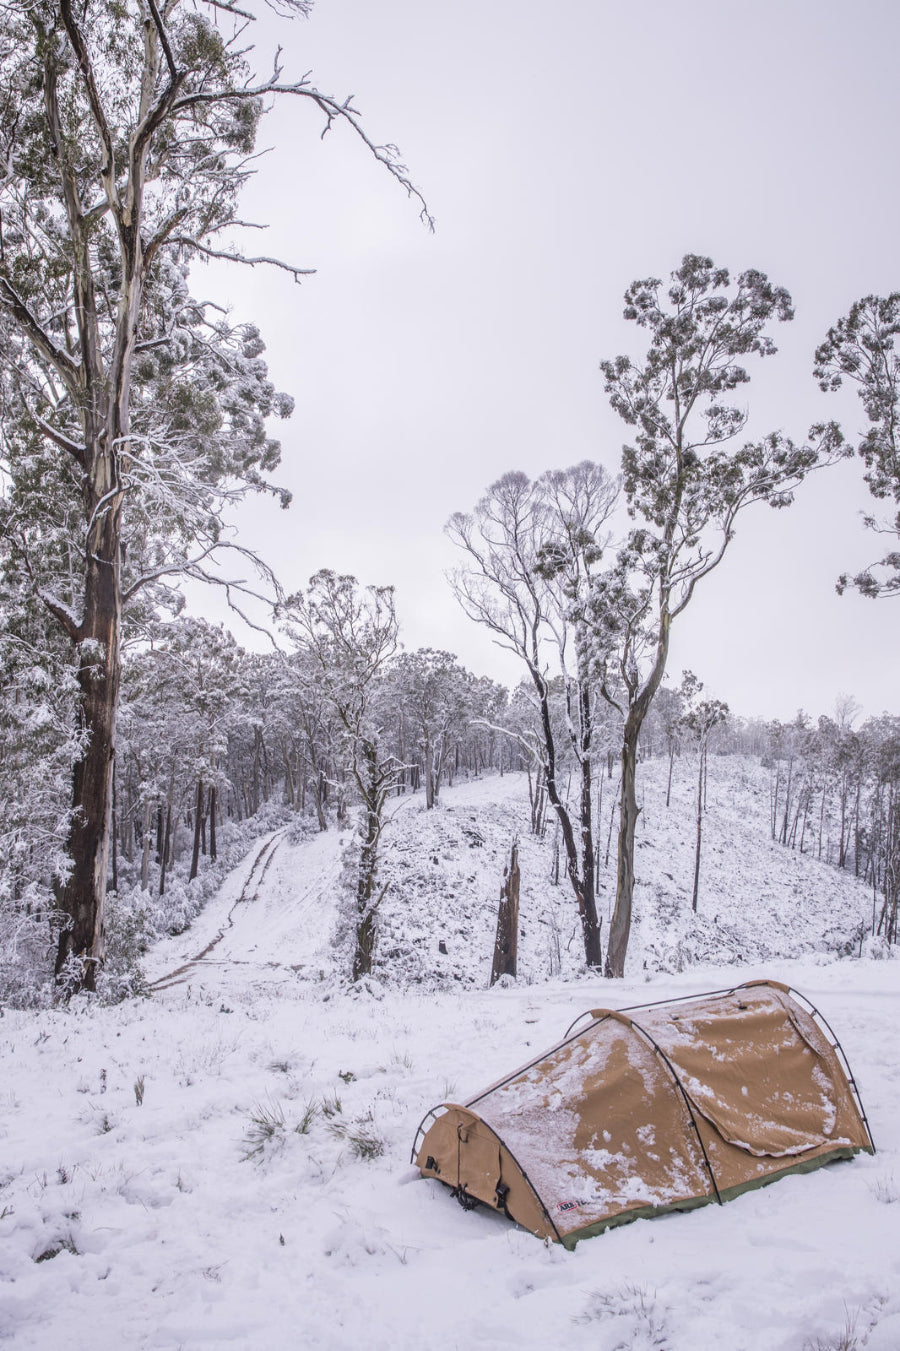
2, 763, 899, 1350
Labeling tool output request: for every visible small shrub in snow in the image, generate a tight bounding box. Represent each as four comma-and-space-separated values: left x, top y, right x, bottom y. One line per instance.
0, 899, 59, 1008
861, 934, 898, 962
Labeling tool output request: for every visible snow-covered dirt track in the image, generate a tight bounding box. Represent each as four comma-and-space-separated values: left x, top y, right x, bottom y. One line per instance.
145, 827, 343, 995
2, 769, 900, 1350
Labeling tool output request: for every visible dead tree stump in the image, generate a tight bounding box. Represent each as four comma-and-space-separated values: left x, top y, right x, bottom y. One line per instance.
490, 841, 520, 985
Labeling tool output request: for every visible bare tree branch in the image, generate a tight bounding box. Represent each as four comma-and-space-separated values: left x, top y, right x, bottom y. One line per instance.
168, 237, 316, 280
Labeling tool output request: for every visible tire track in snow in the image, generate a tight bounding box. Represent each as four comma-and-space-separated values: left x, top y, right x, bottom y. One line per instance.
148, 829, 287, 993
150, 791, 417, 995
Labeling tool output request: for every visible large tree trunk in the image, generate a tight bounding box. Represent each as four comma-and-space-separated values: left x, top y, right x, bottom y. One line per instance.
424, 737, 435, 809
606, 719, 640, 978
605, 607, 671, 979
110, 764, 118, 895
54, 515, 123, 991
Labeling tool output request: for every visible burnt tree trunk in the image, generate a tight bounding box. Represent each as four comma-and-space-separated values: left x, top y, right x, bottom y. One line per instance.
490, 842, 520, 985
692, 745, 705, 913
189, 778, 204, 882
140, 798, 152, 893
208, 785, 217, 862
159, 785, 173, 898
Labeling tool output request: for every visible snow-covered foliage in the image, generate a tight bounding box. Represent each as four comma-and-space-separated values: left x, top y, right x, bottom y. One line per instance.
815, 292, 900, 598
0, 583, 82, 1007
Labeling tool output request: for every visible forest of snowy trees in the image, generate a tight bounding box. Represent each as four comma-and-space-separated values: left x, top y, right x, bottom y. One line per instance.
4, 563, 900, 1005
1, 0, 900, 1006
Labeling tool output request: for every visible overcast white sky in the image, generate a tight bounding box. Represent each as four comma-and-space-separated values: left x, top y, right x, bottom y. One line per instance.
196, 0, 900, 722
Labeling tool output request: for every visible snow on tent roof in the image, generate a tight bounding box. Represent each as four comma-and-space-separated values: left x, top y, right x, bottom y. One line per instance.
411, 980, 874, 1249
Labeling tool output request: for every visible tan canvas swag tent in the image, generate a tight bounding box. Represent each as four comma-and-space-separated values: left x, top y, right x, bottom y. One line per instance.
412, 981, 874, 1248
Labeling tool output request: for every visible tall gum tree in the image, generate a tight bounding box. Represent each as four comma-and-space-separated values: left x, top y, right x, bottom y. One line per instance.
596, 254, 840, 978
282, 571, 401, 981
814, 294, 900, 598
0, 0, 428, 990
448, 461, 619, 969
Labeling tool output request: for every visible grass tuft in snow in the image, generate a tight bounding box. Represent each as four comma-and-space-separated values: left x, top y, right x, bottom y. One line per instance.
294, 1100, 319, 1135
577, 1282, 671, 1349
133, 1074, 145, 1106
329, 1111, 385, 1161
869, 1172, 900, 1204
320, 1091, 342, 1118
34, 1234, 78, 1263
241, 1099, 286, 1160
804, 1329, 860, 1351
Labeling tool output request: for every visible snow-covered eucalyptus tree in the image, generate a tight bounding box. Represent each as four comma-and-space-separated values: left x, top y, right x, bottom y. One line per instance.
282, 571, 401, 981
448, 462, 619, 968
814, 294, 900, 597
0, 0, 427, 990
596, 254, 836, 977
392, 649, 472, 808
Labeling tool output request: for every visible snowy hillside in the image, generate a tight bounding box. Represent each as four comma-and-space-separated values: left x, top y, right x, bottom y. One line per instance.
1, 762, 898, 1350
374, 755, 874, 989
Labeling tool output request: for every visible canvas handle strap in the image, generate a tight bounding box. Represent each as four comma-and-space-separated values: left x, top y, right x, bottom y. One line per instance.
587, 1009, 633, 1027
